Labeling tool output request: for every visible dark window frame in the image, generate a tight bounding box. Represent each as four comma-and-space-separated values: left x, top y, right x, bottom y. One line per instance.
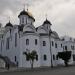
61, 44, 62, 48
15, 56, 17, 62
26, 39, 29, 45
43, 41, 46, 46
22, 17, 24, 24
35, 39, 37, 45
56, 55, 58, 60
36, 55, 38, 61
55, 43, 57, 48
73, 55, 75, 61
26, 56, 29, 61
65, 46, 67, 51
53, 55, 55, 60
44, 55, 47, 61
52, 41, 54, 46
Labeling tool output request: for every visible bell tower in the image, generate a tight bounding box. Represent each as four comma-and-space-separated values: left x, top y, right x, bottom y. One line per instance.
18, 5, 35, 26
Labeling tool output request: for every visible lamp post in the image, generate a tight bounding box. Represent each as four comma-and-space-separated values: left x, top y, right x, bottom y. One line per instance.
49, 30, 53, 68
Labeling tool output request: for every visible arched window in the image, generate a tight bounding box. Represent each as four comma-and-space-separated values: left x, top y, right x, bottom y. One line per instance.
55, 43, 57, 48
53, 55, 55, 60
61, 44, 62, 48
73, 55, 75, 61
65, 46, 67, 51
52, 41, 54, 46
36, 55, 38, 61
56, 55, 58, 60
22, 17, 24, 24
43, 41, 46, 46
15, 56, 17, 62
26, 39, 29, 45
44, 54, 47, 61
35, 39, 37, 45
26, 56, 29, 61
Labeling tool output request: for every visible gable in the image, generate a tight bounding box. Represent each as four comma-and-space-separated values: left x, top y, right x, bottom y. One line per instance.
37, 26, 48, 34
23, 25, 36, 33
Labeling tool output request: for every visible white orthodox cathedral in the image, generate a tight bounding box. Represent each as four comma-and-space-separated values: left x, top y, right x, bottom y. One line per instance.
0, 8, 75, 68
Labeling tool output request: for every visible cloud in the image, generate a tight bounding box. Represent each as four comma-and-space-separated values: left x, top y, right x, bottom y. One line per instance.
0, 0, 75, 37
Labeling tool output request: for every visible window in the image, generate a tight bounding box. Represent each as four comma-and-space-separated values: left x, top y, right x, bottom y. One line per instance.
35, 39, 37, 45
73, 55, 75, 61
61, 44, 62, 48
53, 55, 55, 60
36, 55, 38, 61
26, 56, 29, 61
22, 17, 24, 23
10, 29, 11, 34
26, 18, 27, 24
6, 37, 10, 50
43, 41, 46, 46
65, 46, 67, 51
56, 55, 58, 60
15, 56, 17, 62
44, 55, 47, 60
52, 41, 54, 46
15, 33, 17, 47
55, 43, 57, 48
26, 39, 29, 45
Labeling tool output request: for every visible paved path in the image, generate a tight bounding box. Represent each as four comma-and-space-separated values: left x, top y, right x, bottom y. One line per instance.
0, 66, 75, 75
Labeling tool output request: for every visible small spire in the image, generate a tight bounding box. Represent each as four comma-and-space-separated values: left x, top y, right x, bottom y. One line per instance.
23, 4, 25, 10
8, 16, 10, 23
45, 13, 48, 21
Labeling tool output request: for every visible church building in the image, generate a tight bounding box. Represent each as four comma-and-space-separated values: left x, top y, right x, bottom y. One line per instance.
0, 8, 75, 68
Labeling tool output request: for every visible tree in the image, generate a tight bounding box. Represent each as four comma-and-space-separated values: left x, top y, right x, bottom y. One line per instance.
23, 50, 37, 69
57, 51, 71, 67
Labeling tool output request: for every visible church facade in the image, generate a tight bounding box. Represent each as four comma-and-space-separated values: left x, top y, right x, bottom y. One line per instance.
0, 9, 75, 68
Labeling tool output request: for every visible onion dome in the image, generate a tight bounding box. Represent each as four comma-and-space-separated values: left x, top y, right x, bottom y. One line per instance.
27, 11, 35, 21
18, 10, 35, 21
18, 10, 28, 17
51, 31, 59, 39
43, 19, 52, 25
5, 21, 13, 27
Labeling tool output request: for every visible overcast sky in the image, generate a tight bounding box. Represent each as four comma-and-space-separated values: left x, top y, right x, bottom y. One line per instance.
0, 0, 75, 37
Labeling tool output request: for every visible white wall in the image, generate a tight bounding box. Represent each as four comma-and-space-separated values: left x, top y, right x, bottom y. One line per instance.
0, 27, 21, 67
20, 34, 41, 68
